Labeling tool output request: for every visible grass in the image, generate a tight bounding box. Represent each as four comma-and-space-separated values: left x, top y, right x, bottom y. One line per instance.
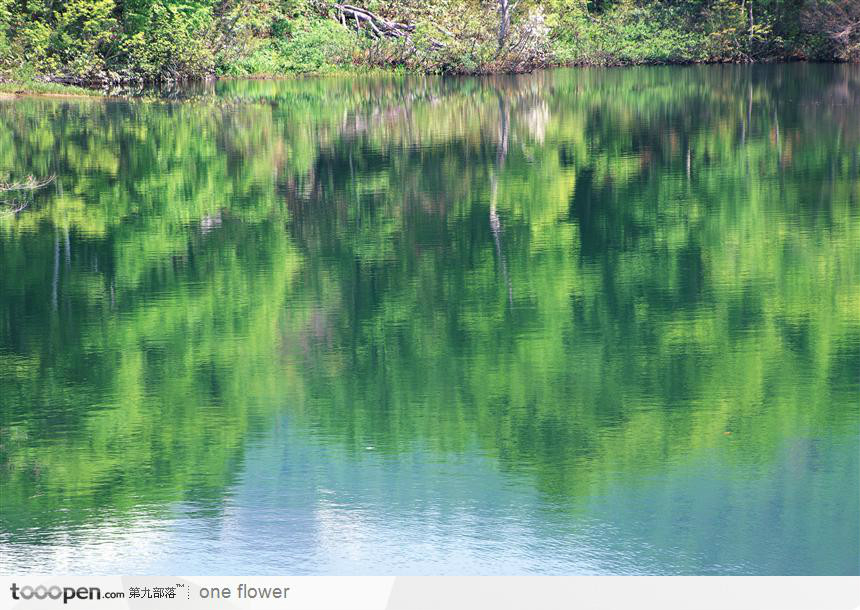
0, 79, 103, 97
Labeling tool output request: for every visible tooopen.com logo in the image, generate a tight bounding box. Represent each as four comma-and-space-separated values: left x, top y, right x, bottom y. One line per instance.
10, 583, 122, 604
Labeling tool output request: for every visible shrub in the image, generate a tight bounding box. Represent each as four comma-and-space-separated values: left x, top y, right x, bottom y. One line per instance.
274, 18, 356, 74
120, 3, 216, 80
52, 0, 118, 78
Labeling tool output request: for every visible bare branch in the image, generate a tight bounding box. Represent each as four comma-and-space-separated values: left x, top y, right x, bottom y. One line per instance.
0, 175, 56, 193
803, 0, 860, 60
333, 4, 415, 39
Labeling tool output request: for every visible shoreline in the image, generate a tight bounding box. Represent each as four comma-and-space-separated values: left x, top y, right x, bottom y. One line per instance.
0, 81, 106, 99
1, 58, 853, 100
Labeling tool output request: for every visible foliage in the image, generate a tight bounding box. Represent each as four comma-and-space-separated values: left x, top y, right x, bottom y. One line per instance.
551, 4, 707, 64
118, 2, 216, 80
273, 17, 356, 73
803, 0, 860, 61
0, 0, 853, 83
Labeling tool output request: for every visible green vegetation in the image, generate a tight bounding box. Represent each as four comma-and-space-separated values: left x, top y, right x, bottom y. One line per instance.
0, 0, 857, 86
0, 79, 102, 96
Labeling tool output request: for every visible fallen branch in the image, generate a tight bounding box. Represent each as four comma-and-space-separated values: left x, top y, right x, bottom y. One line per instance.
333, 4, 415, 39
0, 199, 29, 215
0, 175, 55, 192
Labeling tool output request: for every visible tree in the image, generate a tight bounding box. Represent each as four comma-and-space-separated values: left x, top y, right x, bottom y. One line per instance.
804, 0, 860, 60
497, 0, 518, 49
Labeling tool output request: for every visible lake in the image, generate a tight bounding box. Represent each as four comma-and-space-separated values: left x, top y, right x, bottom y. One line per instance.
0, 64, 858, 575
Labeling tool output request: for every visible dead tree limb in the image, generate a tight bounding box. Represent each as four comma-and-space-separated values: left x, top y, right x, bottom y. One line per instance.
0, 175, 55, 192
803, 0, 860, 60
0, 199, 29, 215
333, 4, 415, 39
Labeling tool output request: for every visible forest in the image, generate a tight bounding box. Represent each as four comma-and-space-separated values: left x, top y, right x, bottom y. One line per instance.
0, 0, 858, 85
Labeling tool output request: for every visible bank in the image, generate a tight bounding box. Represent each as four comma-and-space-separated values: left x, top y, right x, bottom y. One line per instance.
0, 1, 856, 98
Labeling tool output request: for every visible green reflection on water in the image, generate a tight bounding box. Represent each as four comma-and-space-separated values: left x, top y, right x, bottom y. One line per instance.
0, 64, 858, 575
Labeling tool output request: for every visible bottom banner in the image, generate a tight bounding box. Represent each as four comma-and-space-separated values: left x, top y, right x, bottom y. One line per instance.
1, 576, 858, 609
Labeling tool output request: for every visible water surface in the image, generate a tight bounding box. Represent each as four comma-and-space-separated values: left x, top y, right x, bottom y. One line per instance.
1, 64, 858, 575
